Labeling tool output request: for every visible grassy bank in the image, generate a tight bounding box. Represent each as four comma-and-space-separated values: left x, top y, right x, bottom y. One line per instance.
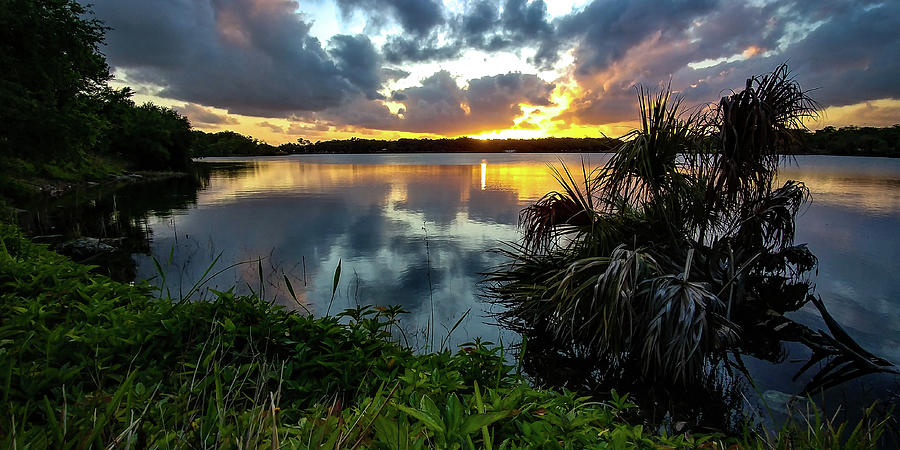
0, 224, 889, 448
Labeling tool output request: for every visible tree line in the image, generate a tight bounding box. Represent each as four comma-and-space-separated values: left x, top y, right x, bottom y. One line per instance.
0, 0, 192, 182
796, 125, 900, 157
192, 127, 900, 158
191, 134, 623, 156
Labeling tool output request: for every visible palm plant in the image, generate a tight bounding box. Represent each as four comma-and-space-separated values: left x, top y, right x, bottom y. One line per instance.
487, 64, 895, 393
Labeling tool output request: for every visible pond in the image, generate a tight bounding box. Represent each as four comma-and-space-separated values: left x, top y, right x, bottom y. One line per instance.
25, 153, 900, 430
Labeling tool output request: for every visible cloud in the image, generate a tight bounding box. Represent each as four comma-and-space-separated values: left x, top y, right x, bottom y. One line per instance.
558, 0, 900, 126
345, 71, 555, 134
381, 0, 557, 66
90, 0, 381, 116
287, 121, 332, 136
329, 34, 384, 100
289, 70, 554, 135
815, 100, 900, 128
177, 103, 239, 127
88, 0, 900, 133
257, 121, 285, 133
382, 35, 462, 64
335, 0, 444, 36
559, 0, 717, 77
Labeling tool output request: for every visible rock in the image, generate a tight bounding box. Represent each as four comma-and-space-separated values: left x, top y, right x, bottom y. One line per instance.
760, 390, 815, 417
56, 237, 117, 260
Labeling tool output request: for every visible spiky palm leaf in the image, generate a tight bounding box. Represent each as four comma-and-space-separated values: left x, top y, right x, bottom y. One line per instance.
640, 274, 735, 384
705, 63, 819, 222
487, 63, 894, 394
599, 86, 699, 208
520, 162, 598, 253
734, 179, 809, 251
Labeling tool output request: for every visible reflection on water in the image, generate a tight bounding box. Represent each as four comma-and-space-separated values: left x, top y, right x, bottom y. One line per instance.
53, 153, 896, 429
132, 155, 900, 350
750, 156, 900, 430
136, 154, 613, 349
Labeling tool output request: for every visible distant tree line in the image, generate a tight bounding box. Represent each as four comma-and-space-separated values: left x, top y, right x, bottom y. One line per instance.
796, 125, 900, 157
302, 136, 622, 154
0, 0, 192, 180
189, 127, 900, 158
189, 134, 622, 156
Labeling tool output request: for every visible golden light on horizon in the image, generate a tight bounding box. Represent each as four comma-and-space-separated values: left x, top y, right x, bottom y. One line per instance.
193, 157, 611, 209
467, 76, 611, 140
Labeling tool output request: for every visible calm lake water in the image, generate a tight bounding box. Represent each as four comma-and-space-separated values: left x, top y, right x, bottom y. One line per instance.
39, 153, 899, 426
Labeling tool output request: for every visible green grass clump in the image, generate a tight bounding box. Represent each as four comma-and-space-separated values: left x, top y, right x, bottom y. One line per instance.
0, 224, 889, 448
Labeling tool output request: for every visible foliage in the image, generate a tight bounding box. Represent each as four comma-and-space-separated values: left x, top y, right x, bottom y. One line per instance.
0, 0, 194, 190
97, 91, 194, 170
486, 64, 896, 394
1, 224, 888, 447
798, 125, 900, 157
303, 137, 622, 155
0, 0, 111, 161
191, 130, 280, 157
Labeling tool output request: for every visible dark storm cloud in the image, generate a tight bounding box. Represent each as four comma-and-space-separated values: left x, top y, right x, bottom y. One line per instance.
294, 70, 554, 135
559, 0, 900, 125
382, 35, 463, 64
329, 34, 384, 100
666, 0, 900, 110
392, 71, 555, 134
89, 0, 381, 115
335, 0, 444, 36
381, 0, 557, 66
87, 0, 899, 131
779, 1, 900, 107
461, 0, 498, 36
559, 0, 718, 77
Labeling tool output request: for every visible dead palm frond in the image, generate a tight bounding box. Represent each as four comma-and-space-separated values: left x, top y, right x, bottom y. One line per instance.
520, 162, 599, 253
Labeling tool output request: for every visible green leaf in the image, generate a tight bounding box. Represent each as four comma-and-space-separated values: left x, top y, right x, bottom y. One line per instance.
461, 411, 512, 435
222, 318, 235, 332
396, 402, 445, 435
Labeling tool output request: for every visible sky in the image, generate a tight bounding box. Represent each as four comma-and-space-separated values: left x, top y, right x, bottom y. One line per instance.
84, 0, 900, 144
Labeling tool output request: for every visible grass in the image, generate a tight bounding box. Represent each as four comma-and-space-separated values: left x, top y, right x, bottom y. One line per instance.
0, 223, 891, 448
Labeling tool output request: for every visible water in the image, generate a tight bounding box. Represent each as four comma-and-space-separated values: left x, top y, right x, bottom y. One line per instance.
134, 153, 611, 349
25, 153, 900, 428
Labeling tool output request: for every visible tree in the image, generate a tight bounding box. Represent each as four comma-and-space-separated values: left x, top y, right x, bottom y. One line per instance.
102, 100, 192, 170
0, 0, 111, 160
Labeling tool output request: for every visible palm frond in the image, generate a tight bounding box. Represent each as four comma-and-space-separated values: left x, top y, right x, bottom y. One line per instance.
519, 162, 599, 253
734, 180, 809, 251
706, 63, 819, 217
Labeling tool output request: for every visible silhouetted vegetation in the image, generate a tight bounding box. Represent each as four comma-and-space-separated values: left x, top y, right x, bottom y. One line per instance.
487, 65, 897, 429
188, 134, 622, 156
97, 91, 193, 170
303, 136, 622, 154
797, 125, 900, 157
191, 130, 282, 157
0, 0, 193, 197
191, 127, 900, 158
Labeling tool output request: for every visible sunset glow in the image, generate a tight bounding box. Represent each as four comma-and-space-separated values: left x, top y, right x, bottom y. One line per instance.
92, 0, 898, 143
